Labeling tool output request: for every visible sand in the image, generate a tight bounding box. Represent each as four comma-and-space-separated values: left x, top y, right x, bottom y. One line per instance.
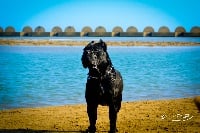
0, 97, 199, 132
0, 38, 200, 46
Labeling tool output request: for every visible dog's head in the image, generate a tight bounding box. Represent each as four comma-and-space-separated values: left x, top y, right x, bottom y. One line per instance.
81, 39, 111, 71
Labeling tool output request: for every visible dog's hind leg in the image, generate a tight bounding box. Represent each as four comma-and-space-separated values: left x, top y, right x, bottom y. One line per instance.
86, 104, 98, 132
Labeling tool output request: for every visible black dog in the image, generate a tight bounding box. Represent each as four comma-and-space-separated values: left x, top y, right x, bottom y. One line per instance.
81, 39, 123, 133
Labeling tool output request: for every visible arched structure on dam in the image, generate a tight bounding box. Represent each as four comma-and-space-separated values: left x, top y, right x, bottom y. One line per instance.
112, 26, 123, 33
143, 26, 154, 32
21, 26, 33, 36
62, 26, 79, 36
175, 26, 186, 36
22, 26, 33, 33
93, 26, 111, 37
126, 26, 138, 32
81, 26, 92, 36
50, 26, 62, 36
175, 26, 186, 33
52, 26, 62, 33
119, 26, 141, 37
158, 26, 170, 33
35, 26, 45, 32
155, 26, 174, 37
112, 26, 123, 36
65, 26, 75, 32
0, 27, 3, 32
143, 26, 154, 36
5, 26, 15, 32
33, 26, 49, 37
190, 26, 200, 33
82, 26, 93, 33
95, 26, 106, 32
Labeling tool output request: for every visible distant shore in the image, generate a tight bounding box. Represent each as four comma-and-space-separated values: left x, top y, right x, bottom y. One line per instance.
0, 38, 200, 46
0, 97, 200, 132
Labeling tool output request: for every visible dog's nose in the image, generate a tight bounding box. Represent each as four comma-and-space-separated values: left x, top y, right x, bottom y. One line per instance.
92, 65, 98, 69
92, 60, 97, 66
93, 54, 97, 59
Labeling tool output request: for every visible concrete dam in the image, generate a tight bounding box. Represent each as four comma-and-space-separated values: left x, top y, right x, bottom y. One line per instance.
0, 26, 200, 37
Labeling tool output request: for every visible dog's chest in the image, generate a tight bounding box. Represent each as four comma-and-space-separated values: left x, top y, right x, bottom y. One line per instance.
97, 76, 115, 105
98, 83, 111, 106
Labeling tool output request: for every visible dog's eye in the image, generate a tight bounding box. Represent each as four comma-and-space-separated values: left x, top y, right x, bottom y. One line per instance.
92, 50, 100, 55
86, 50, 91, 54
93, 50, 98, 53
98, 51, 105, 55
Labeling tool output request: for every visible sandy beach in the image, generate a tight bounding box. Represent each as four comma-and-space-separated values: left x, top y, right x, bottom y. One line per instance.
0, 38, 200, 46
0, 97, 199, 132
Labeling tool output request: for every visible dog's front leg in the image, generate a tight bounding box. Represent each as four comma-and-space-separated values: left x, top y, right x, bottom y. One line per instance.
87, 104, 98, 132
109, 104, 118, 133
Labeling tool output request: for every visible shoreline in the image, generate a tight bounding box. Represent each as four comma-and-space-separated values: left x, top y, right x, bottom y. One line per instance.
0, 97, 199, 132
1, 38, 200, 46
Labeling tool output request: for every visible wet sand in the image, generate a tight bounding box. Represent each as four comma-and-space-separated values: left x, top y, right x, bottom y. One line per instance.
0, 38, 200, 46
0, 97, 200, 132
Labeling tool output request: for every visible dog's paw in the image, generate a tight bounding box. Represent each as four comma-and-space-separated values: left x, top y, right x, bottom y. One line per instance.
85, 126, 96, 133
109, 128, 118, 133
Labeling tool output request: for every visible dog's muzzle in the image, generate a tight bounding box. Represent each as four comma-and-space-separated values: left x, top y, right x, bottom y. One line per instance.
91, 54, 99, 69
92, 65, 98, 69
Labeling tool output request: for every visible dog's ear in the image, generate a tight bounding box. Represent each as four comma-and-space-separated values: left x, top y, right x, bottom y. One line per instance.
81, 46, 90, 68
90, 41, 95, 45
99, 39, 107, 51
99, 39, 103, 43
84, 41, 93, 51
81, 50, 88, 68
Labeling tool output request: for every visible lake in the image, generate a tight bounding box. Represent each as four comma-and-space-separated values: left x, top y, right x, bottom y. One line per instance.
2, 37, 200, 42
0, 39, 200, 110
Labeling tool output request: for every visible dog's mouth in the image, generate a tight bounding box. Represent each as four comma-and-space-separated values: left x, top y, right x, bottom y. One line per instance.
89, 60, 99, 70
89, 64, 100, 73
88, 64, 101, 78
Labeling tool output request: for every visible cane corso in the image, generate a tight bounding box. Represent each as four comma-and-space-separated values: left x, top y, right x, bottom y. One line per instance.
81, 39, 123, 133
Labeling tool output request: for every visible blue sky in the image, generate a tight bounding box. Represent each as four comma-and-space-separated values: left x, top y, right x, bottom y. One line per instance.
0, 0, 200, 32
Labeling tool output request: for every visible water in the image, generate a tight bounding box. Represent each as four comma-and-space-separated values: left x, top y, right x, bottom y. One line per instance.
0, 44, 200, 110
1, 37, 200, 43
